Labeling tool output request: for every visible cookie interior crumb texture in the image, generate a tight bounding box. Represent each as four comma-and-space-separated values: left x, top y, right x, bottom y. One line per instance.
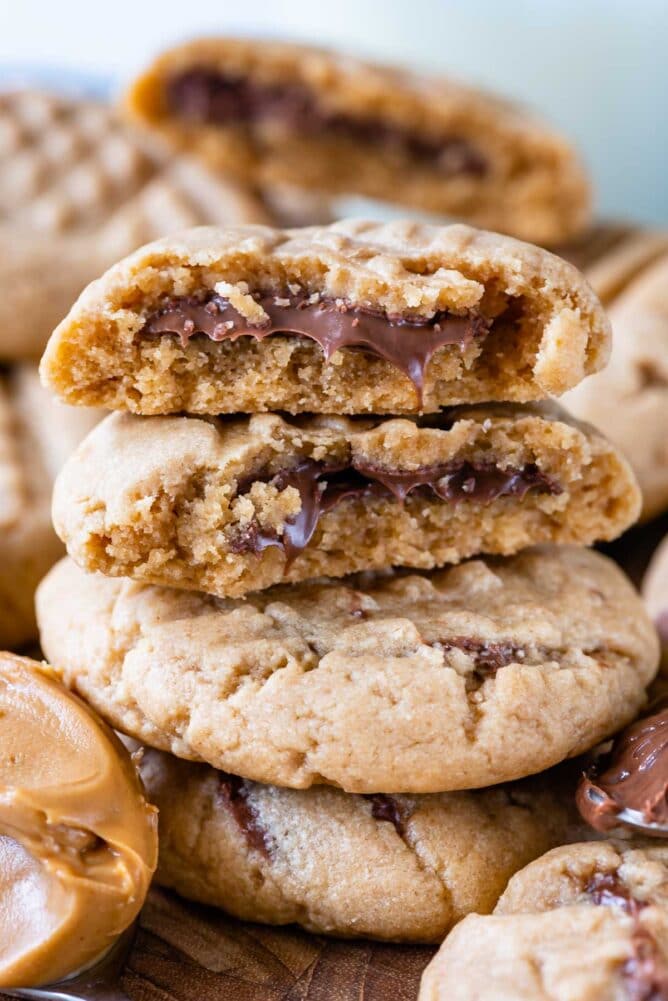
124, 37, 591, 244
50, 405, 640, 599
36, 547, 659, 792
40, 220, 610, 415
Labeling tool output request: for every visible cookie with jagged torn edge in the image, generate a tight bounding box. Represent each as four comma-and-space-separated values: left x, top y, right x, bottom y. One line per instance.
0, 89, 270, 360
124, 37, 591, 245
40, 219, 610, 416
50, 404, 640, 599
36, 547, 659, 793
564, 249, 668, 520
134, 745, 580, 943
0, 365, 100, 649
420, 841, 668, 1001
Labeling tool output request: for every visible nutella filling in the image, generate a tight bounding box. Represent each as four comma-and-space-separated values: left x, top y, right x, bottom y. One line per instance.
230, 456, 561, 559
366, 794, 411, 838
217, 774, 271, 858
143, 292, 492, 400
166, 69, 489, 176
577, 698, 668, 834
586, 871, 646, 918
437, 637, 527, 683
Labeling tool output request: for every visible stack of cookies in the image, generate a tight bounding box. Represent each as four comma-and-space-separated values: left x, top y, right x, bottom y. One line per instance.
36, 218, 659, 944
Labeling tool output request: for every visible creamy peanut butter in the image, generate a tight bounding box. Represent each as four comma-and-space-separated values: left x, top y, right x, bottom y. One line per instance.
0, 653, 158, 988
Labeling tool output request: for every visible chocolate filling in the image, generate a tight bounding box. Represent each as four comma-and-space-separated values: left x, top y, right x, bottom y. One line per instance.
230, 457, 561, 559
366, 794, 411, 838
437, 637, 527, 683
217, 773, 271, 857
143, 291, 492, 400
166, 69, 488, 176
577, 698, 668, 834
586, 871, 647, 918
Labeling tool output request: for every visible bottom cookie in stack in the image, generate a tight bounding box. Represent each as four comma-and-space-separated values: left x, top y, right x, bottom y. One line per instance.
420, 840, 668, 999
132, 746, 581, 943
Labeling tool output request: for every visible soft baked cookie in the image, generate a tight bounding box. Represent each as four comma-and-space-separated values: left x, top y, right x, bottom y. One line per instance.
40, 219, 610, 415
0, 365, 100, 648
420, 840, 668, 1000
564, 249, 668, 520
124, 38, 591, 244
0, 89, 270, 360
644, 535, 668, 662
135, 745, 580, 943
51, 405, 639, 598
36, 547, 659, 793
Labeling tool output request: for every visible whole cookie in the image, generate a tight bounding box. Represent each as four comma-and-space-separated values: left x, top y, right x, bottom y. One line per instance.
50, 405, 640, 599
40, 219, 610, 415
0, 365, 100, 648
0, 89, 270, 360
564, 249, 668, 520
136, 745, 580, 943
125, 37, 591, 244
420, 840, 668, 1001
37, 547, 659, 793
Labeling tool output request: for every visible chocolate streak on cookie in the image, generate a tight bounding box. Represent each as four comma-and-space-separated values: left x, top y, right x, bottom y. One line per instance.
586, 871, 647, 919
230, 457, 560, 560
365, 794, 412, 838
577, 698, 668, 835
142, 292, 492, 401
166, 69, 489, 177
437, 637, 527, 683
217, 773, 271, 858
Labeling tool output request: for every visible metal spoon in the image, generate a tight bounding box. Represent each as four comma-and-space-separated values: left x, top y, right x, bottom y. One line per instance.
0, 924, 136, 1001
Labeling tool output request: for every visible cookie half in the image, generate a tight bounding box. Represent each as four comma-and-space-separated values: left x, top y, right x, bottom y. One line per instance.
124, 38, 591, 244
0, 89, 270, 360
0, 365, 100, 648
136, 745, 578, 943
51, 405, 640, 598
565, 250, 668, 520
39, 219, 610, 415
36, 548, 659, 793
420, 841, 668, 1000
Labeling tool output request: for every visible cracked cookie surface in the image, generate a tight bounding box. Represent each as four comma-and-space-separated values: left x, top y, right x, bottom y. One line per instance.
420, 840, 668, 1000
135, 745, 580, 942
36, 547, 659, 792
124, 38, 591, 244
50, 404, 640, 598
40, 219, 610, 415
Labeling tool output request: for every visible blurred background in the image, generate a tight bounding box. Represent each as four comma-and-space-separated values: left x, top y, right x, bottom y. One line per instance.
1, 0, 666, 224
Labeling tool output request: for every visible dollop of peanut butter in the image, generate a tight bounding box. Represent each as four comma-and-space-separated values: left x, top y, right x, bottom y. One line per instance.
0, 653, 158, 988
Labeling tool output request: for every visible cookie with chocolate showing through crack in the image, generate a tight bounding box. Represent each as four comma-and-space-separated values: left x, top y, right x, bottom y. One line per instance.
40, 219, 610, 415
420, 840, 668, 1001
36, 547, 659, 793
134, 744, 581, 943
49, 404, 640, 599
124, 37, 591, 244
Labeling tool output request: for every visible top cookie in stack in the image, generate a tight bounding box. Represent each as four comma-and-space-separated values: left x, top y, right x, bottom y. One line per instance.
40, 219, 641, 598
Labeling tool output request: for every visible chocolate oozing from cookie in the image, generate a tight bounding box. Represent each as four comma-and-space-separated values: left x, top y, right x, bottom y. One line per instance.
166, 69, 489, 177
366, 794, 412, 837
217, 773, 271, 858
586, 871, 647, 918
230, 456, 561, 560
142, 292, 492, 400
437, 637, 527, 683
577, 698, 668, 834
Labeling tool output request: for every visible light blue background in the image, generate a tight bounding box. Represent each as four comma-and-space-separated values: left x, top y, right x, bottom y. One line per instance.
1, 0, 666, 224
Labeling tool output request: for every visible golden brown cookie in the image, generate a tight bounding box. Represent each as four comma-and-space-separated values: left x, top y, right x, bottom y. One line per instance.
0, 89, 270, 360
125, 38, 591, 244
50, 405, 639, 598
420, 840, 668, 1001
36, 547, 659, 793
40, 219, 610, 415
136, 745, 580, 943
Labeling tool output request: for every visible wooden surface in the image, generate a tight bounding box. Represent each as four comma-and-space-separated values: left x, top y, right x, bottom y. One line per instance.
7, 517, 665, 1001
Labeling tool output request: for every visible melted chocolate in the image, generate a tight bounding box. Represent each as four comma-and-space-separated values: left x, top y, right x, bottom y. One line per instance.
166, 69, 488, 176
366, 794, 411, 837
217, 774, 271, 857
143, 292, 491, 400
230, 457, 561, 559
438, 637, 526, 682
577, 698, 668, 834
586, 871, 646, 918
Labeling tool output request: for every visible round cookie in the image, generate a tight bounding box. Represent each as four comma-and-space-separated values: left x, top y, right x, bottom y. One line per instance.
136, 745, 580, 943
36, 546, 659, 794
420, 840, 668, 1000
